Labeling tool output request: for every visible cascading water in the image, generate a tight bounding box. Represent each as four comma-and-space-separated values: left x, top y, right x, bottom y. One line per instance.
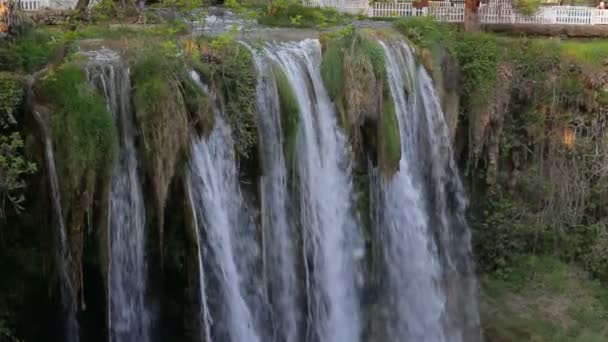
187, 107, 261, 342
187, 70, 213, 342
413, 49, 481, 342
374, 40, 481, 341
248, 48, 300, 342
32, 106, 80, 342
85, 49, 150, 342
263, 39, 363, 342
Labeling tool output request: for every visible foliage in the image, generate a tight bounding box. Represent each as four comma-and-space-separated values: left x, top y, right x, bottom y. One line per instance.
0, 29, 57, 73
321, 44, 344, 102
394, 17, 454, 51
205, 33, 258, 159
258, 3, 350, 28
0, 73, 36, 217
481, 256, 608, 342
0, 318, 21, 342
0, 73, 24, 128
514, 0, 542, 16
41, 64, 118, 199
560, 40, 608, 66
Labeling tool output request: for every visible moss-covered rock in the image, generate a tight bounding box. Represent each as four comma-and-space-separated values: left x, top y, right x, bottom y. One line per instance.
132, 49, 190, 259
40, 63, 118, 302
272, 63, 300, 169
377, 91, 401, 176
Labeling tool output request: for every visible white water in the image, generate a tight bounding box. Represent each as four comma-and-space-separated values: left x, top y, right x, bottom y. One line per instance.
248, 47, 300, 342
188, 113, 261, 342
186, 70, 214, 342
264, 39, 363, 342
373, 40, 447, 342
413, 48, 482, 342
86, 50, 150, 342
32, 108, 80, 342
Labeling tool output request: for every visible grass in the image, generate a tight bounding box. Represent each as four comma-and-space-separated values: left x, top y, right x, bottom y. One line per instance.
0, 29, 57, 73
41, 63, 118, 197
321, 43, 344, 103
481, 255, 608, 342
560, 40, 608, 66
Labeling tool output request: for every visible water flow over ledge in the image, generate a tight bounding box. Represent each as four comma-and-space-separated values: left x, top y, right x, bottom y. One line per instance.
85, 49, 151, 342
187, 110, 261, 342
264, 39, 364, 342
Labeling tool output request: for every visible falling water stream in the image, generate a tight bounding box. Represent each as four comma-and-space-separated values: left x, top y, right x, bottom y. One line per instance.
188, 110, 261, 342
263, 39, 364, 342
85, 49, 150, 342
248, 48, 300, 342
41, 37, 481, 342
32, 107, 80, 342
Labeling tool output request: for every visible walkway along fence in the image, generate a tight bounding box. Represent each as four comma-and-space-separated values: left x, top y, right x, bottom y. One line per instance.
303, 0, 608, 25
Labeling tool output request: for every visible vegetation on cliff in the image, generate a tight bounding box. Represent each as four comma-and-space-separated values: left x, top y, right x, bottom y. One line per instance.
321, 27, 401, 176
0, 72, 36, 218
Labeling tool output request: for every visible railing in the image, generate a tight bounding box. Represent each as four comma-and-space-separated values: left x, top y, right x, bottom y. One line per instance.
303, 0, 608, 25
429, 1, 465, 22
302, 0, 369, 15
16, 0, 41, 11
373, 2, 427, 18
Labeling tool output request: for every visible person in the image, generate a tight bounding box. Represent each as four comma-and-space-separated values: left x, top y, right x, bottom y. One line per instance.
598, 1, 605, 9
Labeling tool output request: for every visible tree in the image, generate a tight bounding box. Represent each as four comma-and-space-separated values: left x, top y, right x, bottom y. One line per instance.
0, 72, 35, 218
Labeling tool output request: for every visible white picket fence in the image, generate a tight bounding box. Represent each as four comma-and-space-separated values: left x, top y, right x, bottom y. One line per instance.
479, 1, 608, 25
302, 0, 369, 15
17, 0, 41, 11
303, 0, 608, 25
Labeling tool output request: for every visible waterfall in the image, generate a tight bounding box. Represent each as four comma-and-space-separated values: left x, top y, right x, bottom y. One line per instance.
32, 107, 80, 342
264, 39, 363, 342
187, 111, 261, 342
85, 49, 150, 342
248, 46, 300, 342
376, 40, 481, 341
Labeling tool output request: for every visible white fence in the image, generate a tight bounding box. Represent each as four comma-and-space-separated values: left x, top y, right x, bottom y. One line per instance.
303, 0, 608, 25
17, 0, 41, 11
429, 1, 465, 22
478, 1, 608, 25
302, 0, 369, 15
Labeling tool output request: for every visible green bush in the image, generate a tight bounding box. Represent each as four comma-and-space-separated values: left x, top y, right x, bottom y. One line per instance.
258, 4, 350, 28
514, 0, 542, 16
0, 29, 57, 73
0, 72, 36, 216
41, 64, 118, 197
206, 34, 258, 159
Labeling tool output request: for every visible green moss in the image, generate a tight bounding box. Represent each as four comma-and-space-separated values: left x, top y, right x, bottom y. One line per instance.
321, 44, 344, 103
272, 63, 300, 167
378, 91, 401, 176
207, 37, 258, 159
41, 63, 118, 198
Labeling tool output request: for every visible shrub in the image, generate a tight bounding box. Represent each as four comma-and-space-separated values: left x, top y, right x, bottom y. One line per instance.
0, 29, 56, 73
0, 72, 36, 216
41, 64, 118, 199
